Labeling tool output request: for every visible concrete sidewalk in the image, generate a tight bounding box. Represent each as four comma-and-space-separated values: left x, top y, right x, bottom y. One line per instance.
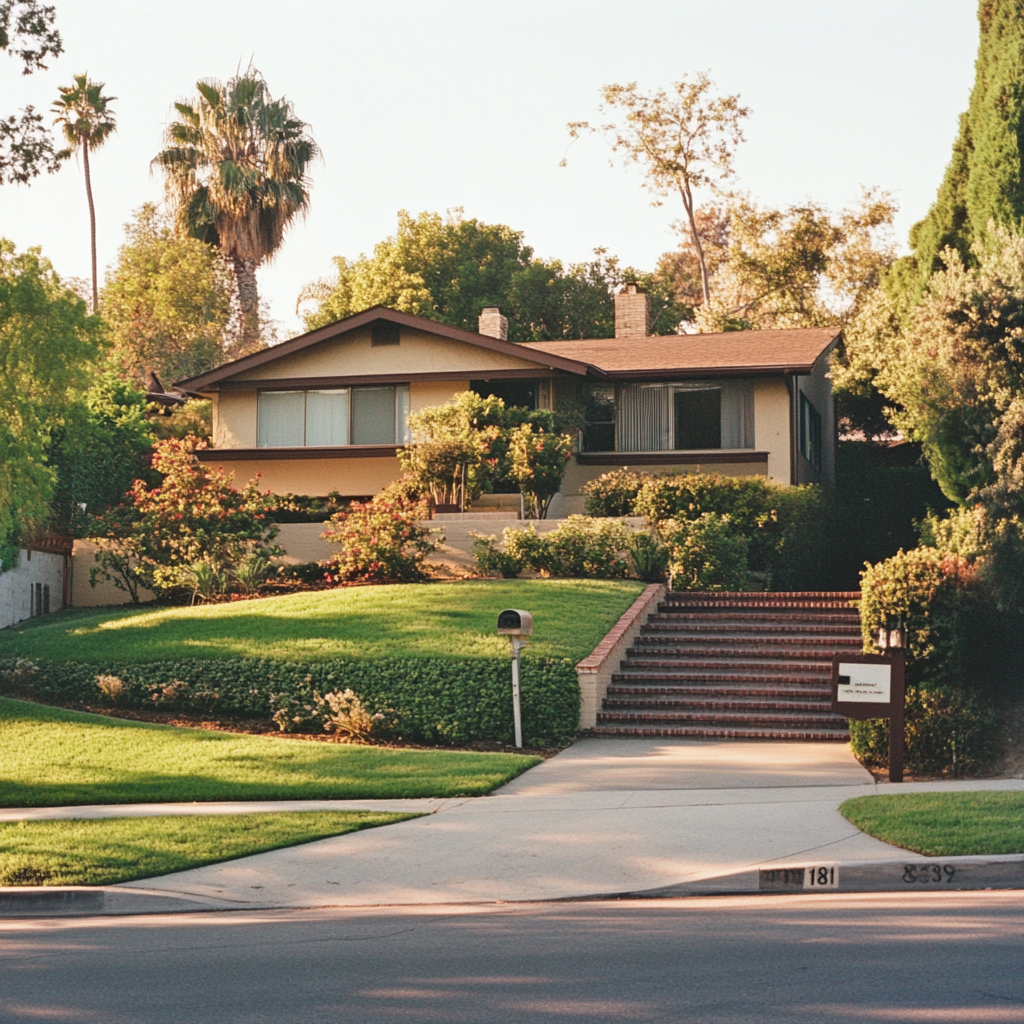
6, 739, 1023, 910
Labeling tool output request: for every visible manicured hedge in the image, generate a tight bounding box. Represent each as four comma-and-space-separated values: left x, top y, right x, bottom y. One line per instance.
0, 656, 579, 747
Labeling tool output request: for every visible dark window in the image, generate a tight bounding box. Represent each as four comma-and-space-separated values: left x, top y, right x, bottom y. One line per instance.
470, 379, 538, 409
800, 392, 822, 470
675, 389, 721, 449
370, 320, 401, 346
351, 387, 398, 444
583, 386, 616, 452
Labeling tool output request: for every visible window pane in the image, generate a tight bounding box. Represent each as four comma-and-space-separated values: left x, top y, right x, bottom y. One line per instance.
306, 389, 349, 446
675, 389, 721, 449
395, 385, 411, 444
258, 391, 305, 447
721, 382, 754, 448
351, 386, 396, 444
583, 386, 616, 451
618, 384, 670, 451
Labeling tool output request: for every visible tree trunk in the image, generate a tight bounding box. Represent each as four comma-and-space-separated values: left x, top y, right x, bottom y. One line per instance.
230, 255, 261, 355
680, 182, 711, 306
82, 139, 98, 313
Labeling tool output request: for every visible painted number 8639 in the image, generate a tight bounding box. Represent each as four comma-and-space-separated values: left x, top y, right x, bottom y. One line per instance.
903, 864, 956, 884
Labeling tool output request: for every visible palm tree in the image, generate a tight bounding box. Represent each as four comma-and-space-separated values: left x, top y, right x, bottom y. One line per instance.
52, 74, 117, 312
153, 69, 318, 354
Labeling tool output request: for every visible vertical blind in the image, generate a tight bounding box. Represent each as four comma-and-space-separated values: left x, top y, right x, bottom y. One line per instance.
617, 381, 754, 452
257, 385, 410, 447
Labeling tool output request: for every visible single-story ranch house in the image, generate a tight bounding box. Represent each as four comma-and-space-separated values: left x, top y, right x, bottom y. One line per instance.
174, 287, 840, 515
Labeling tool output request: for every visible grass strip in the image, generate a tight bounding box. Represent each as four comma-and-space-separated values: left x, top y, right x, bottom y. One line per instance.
0, 811, 418, 886
840, 791, 1024, 856
0, 697, 539, 807
0, 579, 643, 664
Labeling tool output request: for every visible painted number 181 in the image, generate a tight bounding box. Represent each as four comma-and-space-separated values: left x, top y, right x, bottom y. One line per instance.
803, 865, 839, 889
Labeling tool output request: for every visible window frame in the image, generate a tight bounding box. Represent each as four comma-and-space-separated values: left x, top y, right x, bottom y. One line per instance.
799, 392, 823, 470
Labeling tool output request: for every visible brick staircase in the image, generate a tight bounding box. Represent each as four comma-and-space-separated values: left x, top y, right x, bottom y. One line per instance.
595, 591, 863, 741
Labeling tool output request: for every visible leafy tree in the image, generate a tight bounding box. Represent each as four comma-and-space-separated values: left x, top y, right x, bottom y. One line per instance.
0, 0, 62, 185
101, 204, 233, 384
567, 75, 750, 305
655, 206, 731, 308
0, 238, 101, 569
46, 370, 155, 536
910, 0, 1024, 286
507, 423, 573, 519
52, 73, 116, 311
300, 210, 688, 340
153, 68, 318, 354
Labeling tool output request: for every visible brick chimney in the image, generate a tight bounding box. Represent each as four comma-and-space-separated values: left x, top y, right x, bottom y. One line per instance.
615, 283, 649, 338
478, 307, 508, 340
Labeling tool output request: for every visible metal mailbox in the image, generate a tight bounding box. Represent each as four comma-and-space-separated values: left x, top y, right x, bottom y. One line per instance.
497, 609, 533, 636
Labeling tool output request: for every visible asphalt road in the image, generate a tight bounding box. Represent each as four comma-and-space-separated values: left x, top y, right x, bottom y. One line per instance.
2, 892, 1022, 1023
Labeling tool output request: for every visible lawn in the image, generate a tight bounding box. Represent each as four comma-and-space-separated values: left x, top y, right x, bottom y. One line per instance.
840, 791, 1024, 856
0, 811, 417, 886
0, 579, 644, 664
0, 696, 539, 807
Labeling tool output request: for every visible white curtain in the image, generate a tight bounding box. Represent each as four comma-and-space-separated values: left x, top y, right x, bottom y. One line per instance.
305, 389, 349, 446
720, 382, 754, 449
257, 391, 305, 447
618, 384, 671, 452
396, 385, 411, 444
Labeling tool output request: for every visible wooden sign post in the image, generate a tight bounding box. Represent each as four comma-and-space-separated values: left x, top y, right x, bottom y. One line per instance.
831, 652, 905, 783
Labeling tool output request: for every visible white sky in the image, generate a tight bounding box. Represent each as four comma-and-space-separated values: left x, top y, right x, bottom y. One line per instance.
1, 0, 977, 337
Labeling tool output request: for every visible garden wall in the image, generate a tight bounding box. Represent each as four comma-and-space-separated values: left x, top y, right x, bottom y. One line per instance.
0, 549, 66, 628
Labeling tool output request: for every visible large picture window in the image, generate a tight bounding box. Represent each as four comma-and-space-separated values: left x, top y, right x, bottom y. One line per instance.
616, 381, 754, 453
257, 385, 410, 448
582, 386, 616, 452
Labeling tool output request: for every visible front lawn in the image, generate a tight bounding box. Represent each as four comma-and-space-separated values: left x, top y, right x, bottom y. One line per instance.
840, 791, 1024, 856
0, 810, 417, 886
0, 697, 538, 807
0, 579, 643, 664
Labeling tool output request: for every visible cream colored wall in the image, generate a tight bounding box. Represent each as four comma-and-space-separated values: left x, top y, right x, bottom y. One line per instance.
796, 348, 837, 485
410, 380, 469, 412
70, 540, 155, 607
233, 328, 543, 380
202, 456, 402, 497
753, 378, 791, 485
213, 391, 257, 449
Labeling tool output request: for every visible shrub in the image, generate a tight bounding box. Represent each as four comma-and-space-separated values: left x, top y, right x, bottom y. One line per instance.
322, 488, 439, 583
661, 514, 750, 591
582, 469, 647, 517
0, 657, 581, 747
627, 531, 670, 582
508, 423, 574, 519
849, 685, 999, 777
315, 689, 389, 742
95, 674, 126, 704
268, 492, 353, 524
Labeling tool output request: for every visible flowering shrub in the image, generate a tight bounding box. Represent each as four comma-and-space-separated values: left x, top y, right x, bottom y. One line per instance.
660, 513, 750, 591
316, 688, 390, 742
507, 423, 574, 519
582, 470, 648, 518
321, 486, 439, 582
89, 435, 279, 602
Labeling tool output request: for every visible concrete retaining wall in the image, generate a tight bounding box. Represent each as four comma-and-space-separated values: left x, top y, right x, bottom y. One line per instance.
0, 549, 66, 628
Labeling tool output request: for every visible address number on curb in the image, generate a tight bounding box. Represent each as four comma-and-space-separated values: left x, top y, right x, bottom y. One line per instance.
903, 864, 957, 884
759, 864, 839, 891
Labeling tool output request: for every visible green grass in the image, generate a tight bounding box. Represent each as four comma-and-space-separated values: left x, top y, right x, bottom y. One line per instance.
0, 811, 417, 886
840, 791, 1024, 856
0, 579, 643, 664
0, 696, 539, 807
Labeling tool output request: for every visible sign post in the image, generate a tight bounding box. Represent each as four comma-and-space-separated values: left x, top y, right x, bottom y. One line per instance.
831, 652, 905, 783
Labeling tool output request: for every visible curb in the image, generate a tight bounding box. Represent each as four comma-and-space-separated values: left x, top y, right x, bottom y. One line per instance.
608, 853, 1024, 900
0, 886, 252, 918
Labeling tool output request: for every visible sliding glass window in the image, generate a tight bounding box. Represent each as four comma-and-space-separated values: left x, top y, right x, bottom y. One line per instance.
257, 385, 410, 448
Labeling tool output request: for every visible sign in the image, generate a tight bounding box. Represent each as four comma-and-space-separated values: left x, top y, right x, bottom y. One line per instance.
832, 651, 906, 783
836, 662, 891, 703
759, 864, 839, 891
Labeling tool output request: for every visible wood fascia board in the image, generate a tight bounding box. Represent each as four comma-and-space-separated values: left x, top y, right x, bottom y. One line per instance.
195, 445, 401, 461
173, 306, 594, 391
213, 368, 571, 392
606, 365, 815, 381
575, 451, 769, 466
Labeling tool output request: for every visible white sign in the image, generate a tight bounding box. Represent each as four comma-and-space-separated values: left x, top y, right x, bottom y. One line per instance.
837, 662, 891, 703
804, 864, 839, 889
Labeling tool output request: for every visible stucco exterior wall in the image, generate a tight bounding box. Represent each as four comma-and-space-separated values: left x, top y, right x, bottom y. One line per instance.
0, 549, 66, 628
233, 327, 543, 380
796, 349, 837, 486
754, 377, 791, 485
411, 380, 469, 412
198, 455, 401, 497
213, 390, 257, 449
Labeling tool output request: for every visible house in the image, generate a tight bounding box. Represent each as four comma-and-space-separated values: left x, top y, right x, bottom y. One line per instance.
174, 287, 840, 515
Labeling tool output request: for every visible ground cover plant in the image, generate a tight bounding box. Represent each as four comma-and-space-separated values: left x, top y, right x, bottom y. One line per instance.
0, 697, 539, 807
840, 791, 1024, 856
0, 579, 641, 663
0, 810, 417, 886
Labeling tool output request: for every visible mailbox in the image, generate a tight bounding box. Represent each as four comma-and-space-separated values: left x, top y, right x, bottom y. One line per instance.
497, 608, 533, 636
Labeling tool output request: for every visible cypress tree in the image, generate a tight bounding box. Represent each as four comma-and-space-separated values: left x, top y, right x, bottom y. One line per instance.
911, 0, 1024, 283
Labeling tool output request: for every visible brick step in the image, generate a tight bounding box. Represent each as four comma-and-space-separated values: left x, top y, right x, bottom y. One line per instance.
619, 660, 833, 676
643, 620, 860, 633
612, 671, 833, 687
597, 707, 848, 728
635, 633, 861, 647
659, 600, 859, 613
592, 723, 851, 741
607, 683, 833, 699
654, 607, 859, 619
664, 591, 860, 601
602, 695, 835, 712
626, 645, 859, 661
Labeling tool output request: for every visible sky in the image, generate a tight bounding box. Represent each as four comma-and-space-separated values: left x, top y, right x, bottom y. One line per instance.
1, 0, 978, 338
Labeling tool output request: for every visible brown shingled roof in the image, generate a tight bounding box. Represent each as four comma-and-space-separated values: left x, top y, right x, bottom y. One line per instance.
521, 327, 841, 378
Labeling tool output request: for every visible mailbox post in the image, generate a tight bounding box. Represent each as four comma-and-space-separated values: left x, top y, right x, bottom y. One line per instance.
497, 609, 533, 749
831, 651, 906, 783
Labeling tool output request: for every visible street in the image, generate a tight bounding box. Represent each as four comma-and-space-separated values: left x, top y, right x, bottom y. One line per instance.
2, 891, 1022, 1023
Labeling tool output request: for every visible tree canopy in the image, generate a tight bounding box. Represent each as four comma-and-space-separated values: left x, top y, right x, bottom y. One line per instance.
299, 209, 688, 341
